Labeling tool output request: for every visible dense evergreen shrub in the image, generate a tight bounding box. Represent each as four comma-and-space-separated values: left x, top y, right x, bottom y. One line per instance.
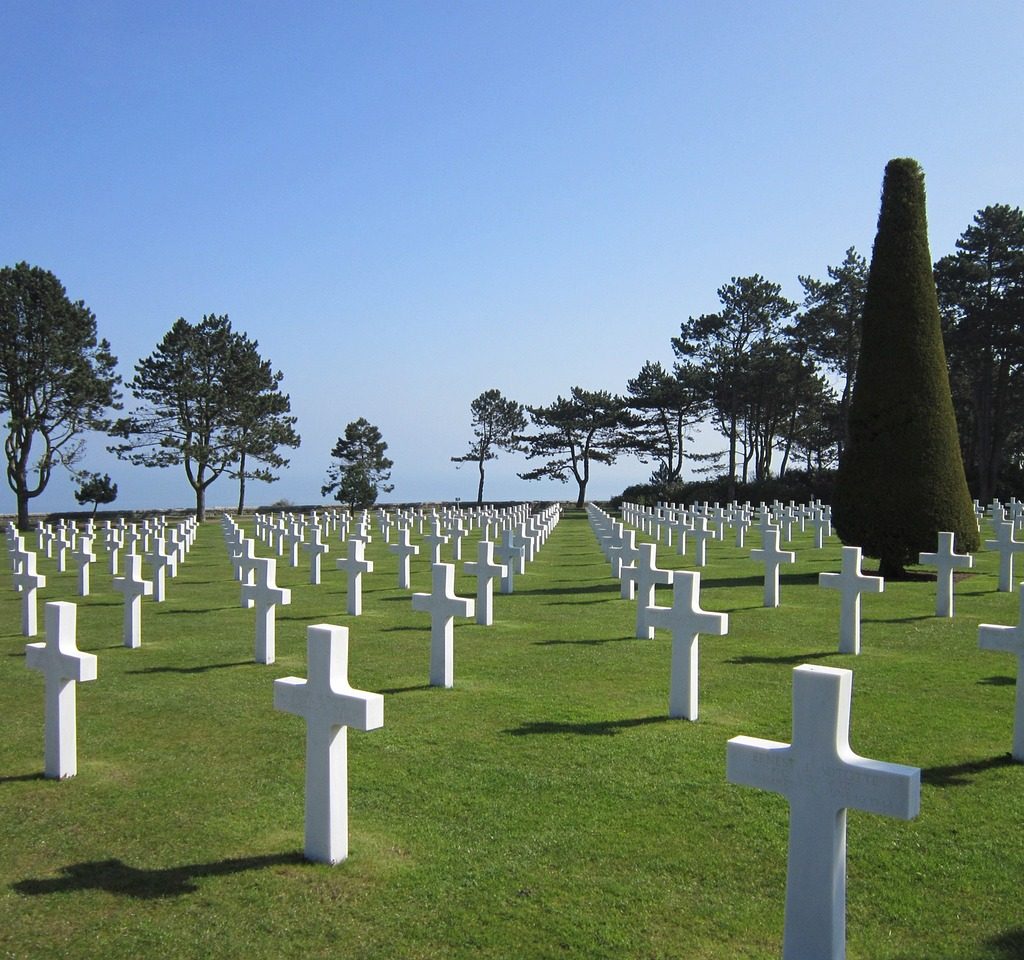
833, 159, 979, 577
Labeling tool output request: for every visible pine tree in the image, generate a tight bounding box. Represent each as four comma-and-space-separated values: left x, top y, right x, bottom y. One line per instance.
833, 159, 979, 576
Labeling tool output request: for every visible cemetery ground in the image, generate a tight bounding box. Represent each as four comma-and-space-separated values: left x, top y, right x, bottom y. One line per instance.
1, 509, 1022, 960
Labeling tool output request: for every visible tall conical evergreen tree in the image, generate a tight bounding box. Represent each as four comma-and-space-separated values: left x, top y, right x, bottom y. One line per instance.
833, 158, 979, 577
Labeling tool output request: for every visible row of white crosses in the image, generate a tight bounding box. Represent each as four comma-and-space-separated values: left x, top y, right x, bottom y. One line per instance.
6, 515, 199, 647
589, 504, 727, 720
412, 506, 562, 688
20, 584, 379, 869
601, 505, 923, 960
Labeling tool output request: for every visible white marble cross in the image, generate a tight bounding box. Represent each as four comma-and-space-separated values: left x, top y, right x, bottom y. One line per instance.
336, 538, 374, 616
691, 516, 714, 567
70, 535, 95, 597
918, 531, 973, 617
818, 546, 884, 654
494, 529, 525, 594
303, 525, 330, 585
284, 520, 305, 567
647, 570, 728, 720
112, 553, 153, 648
727, 665, 920, 960
25, 602, 98, 779
146, 536, 173, 603
623, 542, 673, 639
411, 563, 475, 688
985, 519, 1024, 592
275, 623, 384, 864
750, 526, 796, 608
978, 584, 1024, 760
423, 521, 449, 565
12, 549, 46, 636
446, 519, 467, 561
387, 528, 419, 590
241, 556, 291, 664
463, 539, 506, 626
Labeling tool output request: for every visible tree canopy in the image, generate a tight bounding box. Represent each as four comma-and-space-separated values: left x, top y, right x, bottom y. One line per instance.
518, 388, 635, 508
834, 158, 978, 576
935, 204, 1024, 503
0, 262, 120, 529
111, 314, 297, 520
322, 418, 394, 509
451, 388, 526, 504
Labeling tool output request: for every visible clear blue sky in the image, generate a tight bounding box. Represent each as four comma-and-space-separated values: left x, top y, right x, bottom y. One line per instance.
2, 1, 1021, 512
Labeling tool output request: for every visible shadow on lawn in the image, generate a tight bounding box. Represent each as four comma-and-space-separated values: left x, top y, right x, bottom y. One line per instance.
126, 661, 253, 675
377, 683, 433, 695
979, 675, 1015, 686
921, 752, 1017, 788
513, 582, 620, 598
728, 650, 839, 666
505, 715, 671, 737
13, 851, 307, 899
533, 636, 634, 647
0, 772, 45, 785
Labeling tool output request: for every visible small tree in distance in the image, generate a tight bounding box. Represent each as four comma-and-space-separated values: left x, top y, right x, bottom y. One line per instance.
74, 472, 117, 515
322, 418, 394, 509
833, 158, 979, 577
451, 388, 526, 505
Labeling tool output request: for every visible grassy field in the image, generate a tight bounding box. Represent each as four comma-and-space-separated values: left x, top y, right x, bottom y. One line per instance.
1, 507, 1022, 959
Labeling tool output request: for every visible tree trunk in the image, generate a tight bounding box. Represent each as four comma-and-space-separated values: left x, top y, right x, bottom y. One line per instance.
236, 451, 248, 516
17, 488, 30, 532
476, 456, 485, 506
195, 484, 206, 523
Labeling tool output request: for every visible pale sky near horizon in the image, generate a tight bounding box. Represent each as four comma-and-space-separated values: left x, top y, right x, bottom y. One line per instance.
2, 1, 1022, 514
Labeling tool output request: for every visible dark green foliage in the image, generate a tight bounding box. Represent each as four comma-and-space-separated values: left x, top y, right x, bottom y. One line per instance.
834, 159, 979, 576
518, 388, 636, 508
935, 204, 1024, 504
322, 418, 394, 508
672, 276, 797, 496
74, 471, 118, 514
223, 335, 300, 514
624, 361, 707, 484
795, 247, 868, 455
0, 263, 120, 528
451, 388, 526, 504
111, 315, 298, 521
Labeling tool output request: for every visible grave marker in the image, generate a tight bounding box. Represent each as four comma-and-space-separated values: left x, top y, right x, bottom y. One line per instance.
112, 554, 153, 649
411, 563, 475, 688
818, 546, 884, 655
727, 665, 920, 960
275, 623, 384, 864
978, 585, 1024, 761
918, 532, 974, 618
25, 602, 98, 779
647, 570, 727, 720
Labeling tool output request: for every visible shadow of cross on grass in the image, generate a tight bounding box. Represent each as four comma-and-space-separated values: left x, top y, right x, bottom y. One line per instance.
920, 753, 1018, 788
505, 715, 672, 737
13, 852, 306, 899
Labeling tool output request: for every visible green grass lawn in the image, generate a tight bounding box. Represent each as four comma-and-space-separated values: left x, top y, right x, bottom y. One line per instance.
1, 507, 1022, 959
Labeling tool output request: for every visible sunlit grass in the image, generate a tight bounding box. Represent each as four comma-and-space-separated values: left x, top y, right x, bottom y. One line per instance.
0, 507, 1021, 959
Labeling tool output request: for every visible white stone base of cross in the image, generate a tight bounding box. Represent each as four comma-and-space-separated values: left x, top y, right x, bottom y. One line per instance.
275, 623, 384, 863
727, 664, 920, 960
979, 584, 1024, 761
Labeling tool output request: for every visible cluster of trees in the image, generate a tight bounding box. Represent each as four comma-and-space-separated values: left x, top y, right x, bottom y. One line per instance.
0, 266, 302, 526
456, 201, 1022, 511
2, 182, 1020, 525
